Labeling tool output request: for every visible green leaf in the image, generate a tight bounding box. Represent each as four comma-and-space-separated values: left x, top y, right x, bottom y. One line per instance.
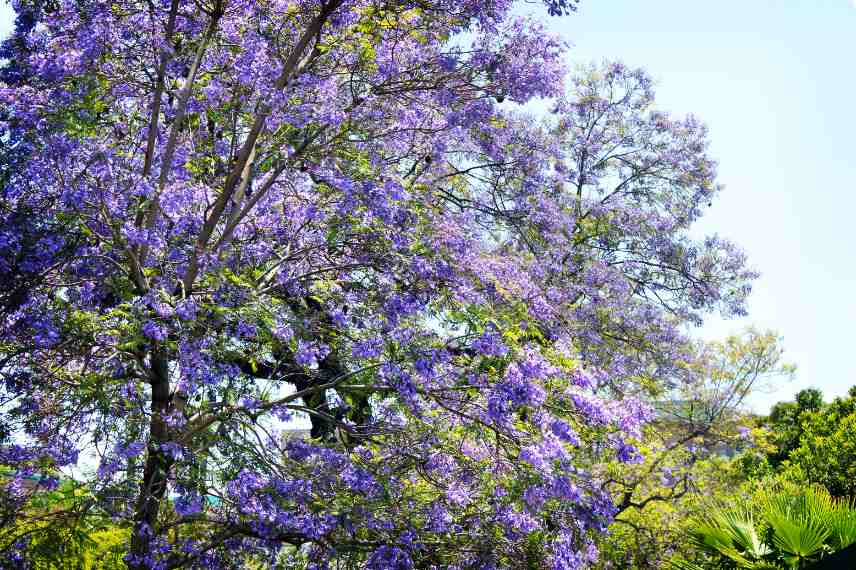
766, 511, 829, 560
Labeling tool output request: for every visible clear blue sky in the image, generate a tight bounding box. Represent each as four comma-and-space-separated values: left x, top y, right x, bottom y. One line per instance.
1, 1, 854, 412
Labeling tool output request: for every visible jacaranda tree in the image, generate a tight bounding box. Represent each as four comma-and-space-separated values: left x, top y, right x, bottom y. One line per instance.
0, 0, 756, 566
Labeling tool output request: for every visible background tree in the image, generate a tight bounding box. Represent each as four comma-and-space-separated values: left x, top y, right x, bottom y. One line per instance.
0, 0, 755, 567
594, 329, 792, 569
772, 390, 856, 498
0, 471, 128, 569
795, 389, 823, 413
764, 388, 826, 467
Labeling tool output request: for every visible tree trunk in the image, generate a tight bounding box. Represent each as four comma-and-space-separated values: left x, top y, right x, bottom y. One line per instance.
128, 350, 174, 569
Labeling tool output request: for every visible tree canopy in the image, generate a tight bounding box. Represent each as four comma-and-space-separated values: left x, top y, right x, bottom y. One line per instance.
762, 388, 856, 498
0, 0, 757, 567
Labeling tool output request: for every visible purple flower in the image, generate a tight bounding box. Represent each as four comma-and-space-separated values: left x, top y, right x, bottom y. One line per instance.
175, 299, 197, 321
523, 485, 548, 510
273, 322, 294, 342
31, 318, 60, 348
236, 320, 257, 338
616, 441, 643, 464
160, 442, 185, 461
341, 465, 380, 497
426, 502, 453, 532
550, 533, 599, 570
174, 493, 203, 516
120, 441, 145, 459
365, 546, 413, 570
498, 506, 540, 538
446, 482, 471, 506
142, 321, 167, 342
471, 329, 508, 356
239, 395, 260, 410
37, 476, 59, 491
295, 340, 329, 369
550, 420, 580, 446
352, 338, 382, 359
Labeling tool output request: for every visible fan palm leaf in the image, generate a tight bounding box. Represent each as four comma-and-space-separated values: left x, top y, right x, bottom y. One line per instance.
829, 497, 856, 550
765, 511, 829, 564
687, 508, 771, 567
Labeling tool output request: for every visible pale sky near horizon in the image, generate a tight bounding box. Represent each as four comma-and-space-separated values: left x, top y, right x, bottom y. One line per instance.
1, 1, 854, 413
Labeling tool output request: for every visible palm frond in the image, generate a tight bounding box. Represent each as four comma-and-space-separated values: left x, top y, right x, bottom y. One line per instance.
830, 498, 856, 550
766, 510, 829, 561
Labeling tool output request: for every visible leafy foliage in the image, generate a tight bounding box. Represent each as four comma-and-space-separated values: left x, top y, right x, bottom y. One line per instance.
592, 330, 790, 569
674, 483, 856, 570
760, 388, 856, 497
0, 472, 128, 569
